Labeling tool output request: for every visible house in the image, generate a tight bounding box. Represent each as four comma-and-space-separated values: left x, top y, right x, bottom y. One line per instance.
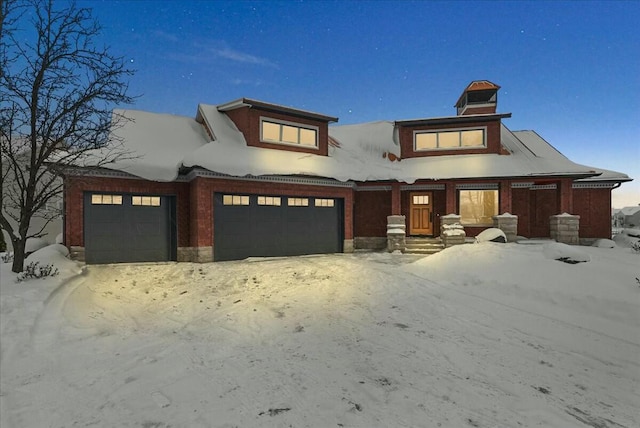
62, 81, 632, 264
613, 206, 640, 228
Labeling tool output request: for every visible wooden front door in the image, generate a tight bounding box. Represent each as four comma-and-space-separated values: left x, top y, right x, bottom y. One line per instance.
409, 192, 433, 235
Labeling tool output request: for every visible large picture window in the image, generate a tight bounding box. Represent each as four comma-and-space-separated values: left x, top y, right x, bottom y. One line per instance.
261, 118, 318, 148
415, 128, 485, 151
459, 190, 498, 225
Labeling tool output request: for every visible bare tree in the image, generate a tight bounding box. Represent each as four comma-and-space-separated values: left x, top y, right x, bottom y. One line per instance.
1, 0, 135, 272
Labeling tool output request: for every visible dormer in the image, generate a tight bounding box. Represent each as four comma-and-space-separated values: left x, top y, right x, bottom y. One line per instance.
455, 80, 500, 115
396, 81, 510, 158
217, 98, 338, 156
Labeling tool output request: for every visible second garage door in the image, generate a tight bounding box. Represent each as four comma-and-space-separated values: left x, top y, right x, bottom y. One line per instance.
213, 193, 343, 261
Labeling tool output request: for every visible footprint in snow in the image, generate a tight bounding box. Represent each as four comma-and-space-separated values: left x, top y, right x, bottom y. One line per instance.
151, 391, 171, 408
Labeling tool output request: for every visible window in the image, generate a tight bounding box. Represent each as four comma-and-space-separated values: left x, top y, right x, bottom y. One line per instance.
132, 196, 161, 207
91, 194, 123, 205
261, 118, 318, 147
314, 198, 335, 207
223, 195, 250, 206
459, 190, 498, 225
415, 128, 485, 151
257, 196, 281, 206
412, 195, 429, 205
287, 198, 309, 207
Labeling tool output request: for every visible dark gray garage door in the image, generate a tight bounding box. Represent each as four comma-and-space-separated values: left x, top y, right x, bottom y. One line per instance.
214, 193, 343, 261
84, 193, 176, 264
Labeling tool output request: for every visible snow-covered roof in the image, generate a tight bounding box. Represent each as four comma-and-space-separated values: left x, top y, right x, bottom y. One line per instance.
619, 206, 640, 216
97, 107, 630, 184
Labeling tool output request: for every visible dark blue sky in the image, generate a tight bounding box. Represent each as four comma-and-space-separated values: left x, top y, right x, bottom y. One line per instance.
74, 1, 639, 205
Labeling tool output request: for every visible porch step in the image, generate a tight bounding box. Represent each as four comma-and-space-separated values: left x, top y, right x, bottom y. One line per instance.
404, 237, 444, 255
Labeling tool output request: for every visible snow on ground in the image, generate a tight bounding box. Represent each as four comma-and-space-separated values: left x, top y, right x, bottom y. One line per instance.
1, 243, 639, 428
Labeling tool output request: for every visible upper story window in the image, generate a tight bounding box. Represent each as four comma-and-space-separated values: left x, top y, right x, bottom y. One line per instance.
261, 117, 318, 148
415, 128, 485, 151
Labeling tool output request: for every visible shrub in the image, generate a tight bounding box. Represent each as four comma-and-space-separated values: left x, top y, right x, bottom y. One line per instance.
16, 261, 59, 282
0, 229, 6, 252
1, 251, 14, 263
632, 241, 640, 254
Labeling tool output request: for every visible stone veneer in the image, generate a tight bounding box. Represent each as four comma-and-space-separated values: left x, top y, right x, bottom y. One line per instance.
387, 215, 406, 252
440, 214, 466, 248
550, 213, 580, 245
493, 213, 518, 242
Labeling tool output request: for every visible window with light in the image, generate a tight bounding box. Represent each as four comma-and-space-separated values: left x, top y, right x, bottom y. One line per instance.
459, 190, 498, 225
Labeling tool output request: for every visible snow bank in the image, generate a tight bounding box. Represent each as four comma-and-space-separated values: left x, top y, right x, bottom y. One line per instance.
25, 237, 48, 253
25, 244, 82, 277
542, 242, 591, 263
592, 239, 616, 248
475, 228, 506, 243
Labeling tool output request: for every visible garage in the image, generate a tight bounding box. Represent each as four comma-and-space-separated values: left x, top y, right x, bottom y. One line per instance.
213, 193, 343, 261
83, 192, 176, 264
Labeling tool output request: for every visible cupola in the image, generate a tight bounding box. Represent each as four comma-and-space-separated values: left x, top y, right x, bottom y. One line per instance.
455, 80, 500, 115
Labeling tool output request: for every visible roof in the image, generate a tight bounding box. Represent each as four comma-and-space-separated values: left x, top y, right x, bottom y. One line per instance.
455, 80, 501, 107
619, 206, 640, 216
93, 106, 630, 185
216, 98, 338, 123
395, 113, 511, 127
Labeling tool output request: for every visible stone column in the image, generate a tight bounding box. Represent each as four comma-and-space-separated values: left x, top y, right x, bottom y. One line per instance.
550, 213, 580, 245
493, 213, 518, 243
387, 215, 406, 252
440, 214, 466, 248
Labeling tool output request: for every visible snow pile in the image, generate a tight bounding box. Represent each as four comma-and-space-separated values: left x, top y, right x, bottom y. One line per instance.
612, 228, 640, 249
592, 238, 616, 248
474, 227, 506, 243
1, 246, 638, 427
25, 237, 48, 254
543, 242, 591, 264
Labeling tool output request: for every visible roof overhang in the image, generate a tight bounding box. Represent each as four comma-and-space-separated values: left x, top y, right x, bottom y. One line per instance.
395, 113, 511, 127
217, 98, 338, 123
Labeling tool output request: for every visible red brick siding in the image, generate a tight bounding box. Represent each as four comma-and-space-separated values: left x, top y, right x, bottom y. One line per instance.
64, 176, 190, 247
398, 119, 503, 158
225, 106, 329, 156
573, 187, 612, 238
354, 190, 391, 237
530, 189, 558, 237
512, 188, 531, 237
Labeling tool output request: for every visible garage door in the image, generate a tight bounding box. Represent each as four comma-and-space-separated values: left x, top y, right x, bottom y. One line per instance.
214, 193, 343, 261
84, 193, 176, 264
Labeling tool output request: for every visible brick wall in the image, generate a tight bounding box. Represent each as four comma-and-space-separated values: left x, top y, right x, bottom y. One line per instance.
398, 119, 503, 158
354, 190, 391, 237
573, 187, 612, 238
225, 106, 330, 156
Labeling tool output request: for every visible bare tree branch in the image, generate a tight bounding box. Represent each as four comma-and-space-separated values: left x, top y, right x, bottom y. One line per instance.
1, 0, 137, 272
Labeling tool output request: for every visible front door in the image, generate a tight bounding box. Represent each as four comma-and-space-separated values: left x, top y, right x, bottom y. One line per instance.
409, 192, 433, 235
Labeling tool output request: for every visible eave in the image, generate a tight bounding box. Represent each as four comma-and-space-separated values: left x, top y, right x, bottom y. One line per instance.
395, 113, 511, 127
217, 98, 339, 123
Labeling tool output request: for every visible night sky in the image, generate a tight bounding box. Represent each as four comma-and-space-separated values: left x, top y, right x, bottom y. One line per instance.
42, 1, 640, 206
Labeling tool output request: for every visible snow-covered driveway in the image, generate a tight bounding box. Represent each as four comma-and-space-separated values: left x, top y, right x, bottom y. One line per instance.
1, 244, 638, 427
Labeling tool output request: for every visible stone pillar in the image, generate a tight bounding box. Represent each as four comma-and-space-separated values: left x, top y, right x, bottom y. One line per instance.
440, 214, 466, 248
387, 215, 406, 252
493, 213, 518, 243
550, 213, 580, 245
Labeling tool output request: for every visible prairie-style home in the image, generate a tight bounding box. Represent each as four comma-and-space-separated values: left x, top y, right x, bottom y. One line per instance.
63, 81, 631, 263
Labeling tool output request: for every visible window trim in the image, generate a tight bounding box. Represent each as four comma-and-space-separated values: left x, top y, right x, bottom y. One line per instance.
90, 194, 123, 205
287, 197, 309, 207
257, 195, 282, 206
314, 198, 335, 207
132, 195, 161, 207
413, 126, 487, 151
458, 189, 499, 226
260, 116, 320, 149
222, 194, 250, 206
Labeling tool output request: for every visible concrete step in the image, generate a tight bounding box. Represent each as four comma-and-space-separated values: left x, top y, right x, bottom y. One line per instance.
404, 237, 444, 255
